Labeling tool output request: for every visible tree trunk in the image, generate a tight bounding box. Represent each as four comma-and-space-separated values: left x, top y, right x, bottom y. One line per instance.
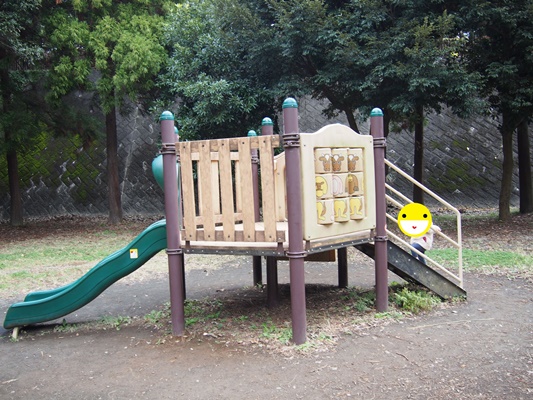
413, 105, 424, 204
517, 119, 533, 214
1, 60, 23, 226
6, 135, 23, 227
498, 113, 515, 221
106, 107, 123, 224
343, 108, 359, 132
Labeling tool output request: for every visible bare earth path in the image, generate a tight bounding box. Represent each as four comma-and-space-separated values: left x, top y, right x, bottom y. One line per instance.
0, 215, 532, 399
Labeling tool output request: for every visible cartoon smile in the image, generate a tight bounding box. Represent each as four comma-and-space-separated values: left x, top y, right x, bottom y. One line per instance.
397, 203, 433, 238
399, 220, 430, 237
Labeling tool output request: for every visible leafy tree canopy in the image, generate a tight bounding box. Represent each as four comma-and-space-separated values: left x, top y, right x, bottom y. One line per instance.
460, 0, 533, 125
161, 0, 480, 138
160, 0, 282, 139
46, 0, 171, 113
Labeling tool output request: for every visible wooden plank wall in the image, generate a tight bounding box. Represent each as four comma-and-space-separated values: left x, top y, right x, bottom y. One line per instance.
177, 135, 282, 243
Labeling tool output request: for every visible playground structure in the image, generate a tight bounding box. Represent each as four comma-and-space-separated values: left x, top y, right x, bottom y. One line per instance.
158, 98, 465, 344
3, 98, 466, 344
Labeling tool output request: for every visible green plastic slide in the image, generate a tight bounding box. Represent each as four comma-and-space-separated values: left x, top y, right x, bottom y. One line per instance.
3, 220, 168, 329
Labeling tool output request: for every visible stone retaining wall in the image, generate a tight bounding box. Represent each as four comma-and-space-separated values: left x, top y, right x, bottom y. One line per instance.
0, 98, 529, 221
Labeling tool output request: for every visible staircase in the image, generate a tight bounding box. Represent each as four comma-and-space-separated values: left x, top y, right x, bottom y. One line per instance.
365, 159, 466, 299
355, 241, 466, 299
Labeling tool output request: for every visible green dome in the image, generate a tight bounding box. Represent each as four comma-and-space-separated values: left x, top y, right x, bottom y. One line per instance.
282, 97, 298, 109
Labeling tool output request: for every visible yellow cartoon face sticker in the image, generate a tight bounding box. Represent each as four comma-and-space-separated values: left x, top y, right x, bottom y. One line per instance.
397, 203, 432, 238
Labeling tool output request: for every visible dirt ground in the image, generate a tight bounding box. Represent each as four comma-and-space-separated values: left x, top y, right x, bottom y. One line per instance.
0, 213, 532, 399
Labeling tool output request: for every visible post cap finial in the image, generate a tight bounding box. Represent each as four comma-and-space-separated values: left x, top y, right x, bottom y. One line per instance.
370, 108, 383, 117
174, 126, 179, 135
262, 117, 273, 126
282, 97, 298, 109
160, 111, 174, 121
247, 130, 257, 137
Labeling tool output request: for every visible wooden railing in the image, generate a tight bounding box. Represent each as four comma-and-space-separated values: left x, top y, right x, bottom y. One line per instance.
177, 135, 286, 244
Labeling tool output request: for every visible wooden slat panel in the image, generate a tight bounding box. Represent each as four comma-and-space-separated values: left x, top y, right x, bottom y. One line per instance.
211, 160, 221, 215
183, 136, 280, 153
192, 212, 243, 226
237, 138, 255, 241
187, 152, 241, 162
273, 153, 287, 222
179, 142, 197, 241
259, 136, 278, 242
218, 139, 236, 241
234, 158, 242, 213
182, 228, 286, 244
198, 142, 216, 240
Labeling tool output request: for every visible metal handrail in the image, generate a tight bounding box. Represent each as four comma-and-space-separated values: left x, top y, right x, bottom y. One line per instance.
384, 159, 463, 287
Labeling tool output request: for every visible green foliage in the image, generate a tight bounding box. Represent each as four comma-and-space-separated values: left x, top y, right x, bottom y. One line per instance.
459, 0, 533, 122
0, 0, 44, 64
99, 315, 132, 330
160, 0, 278, 140
184, 298, 224, 327
145, 309, 169, 329
342, 289, 375, 312
392, 287, 441, 314
161, 0, 481, 139
47, 1, 171, 113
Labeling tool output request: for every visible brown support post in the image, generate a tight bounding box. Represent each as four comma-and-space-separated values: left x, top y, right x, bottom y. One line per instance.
174, 126, 186, 300
282, 98, 307, 345
370, 108, 388, 312
261, 117, 280, 307
337, 247, 348, 288
249, 130, 262, 286
160, 111, 185, 336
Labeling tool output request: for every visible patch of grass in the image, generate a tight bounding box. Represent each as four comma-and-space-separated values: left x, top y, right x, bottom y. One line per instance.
342, 289, 375, 312
0, 234, 140, 297
54, 319, 79, 334
145, 308, 169, 329
391, 287, 441, 314
184, 299, 224, 327
431, 248, 533, 275
51, 315, 135, 335
140, 283, 447, 354
99, 315, 132, 330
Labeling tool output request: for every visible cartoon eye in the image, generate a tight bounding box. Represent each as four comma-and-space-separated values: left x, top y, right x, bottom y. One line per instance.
423, 214, 428, 218
402, 214, 406, 218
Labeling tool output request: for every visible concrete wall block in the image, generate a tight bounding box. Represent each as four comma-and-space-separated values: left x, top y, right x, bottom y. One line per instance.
1, 98, 531, 221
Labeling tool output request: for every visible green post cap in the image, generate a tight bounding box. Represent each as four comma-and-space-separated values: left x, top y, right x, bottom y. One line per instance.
262, 117, 273, 126
160, 111, 174, 121
174, 126, 179, 135
370, 108, 383, 117
282, 97, 298, 109
247, 130, 257, 137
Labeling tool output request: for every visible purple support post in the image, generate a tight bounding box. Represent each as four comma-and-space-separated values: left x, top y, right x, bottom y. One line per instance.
370, 108, 388, 312
249, 130, 263, 286
175, 126, 186, 299
282, 98, 307, 345
160, 111, 185, 336
262, 117, 279, 308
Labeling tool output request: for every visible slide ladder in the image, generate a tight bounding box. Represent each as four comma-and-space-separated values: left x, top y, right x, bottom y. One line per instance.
355, 241, 466, 299
357, 158, 466, 299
